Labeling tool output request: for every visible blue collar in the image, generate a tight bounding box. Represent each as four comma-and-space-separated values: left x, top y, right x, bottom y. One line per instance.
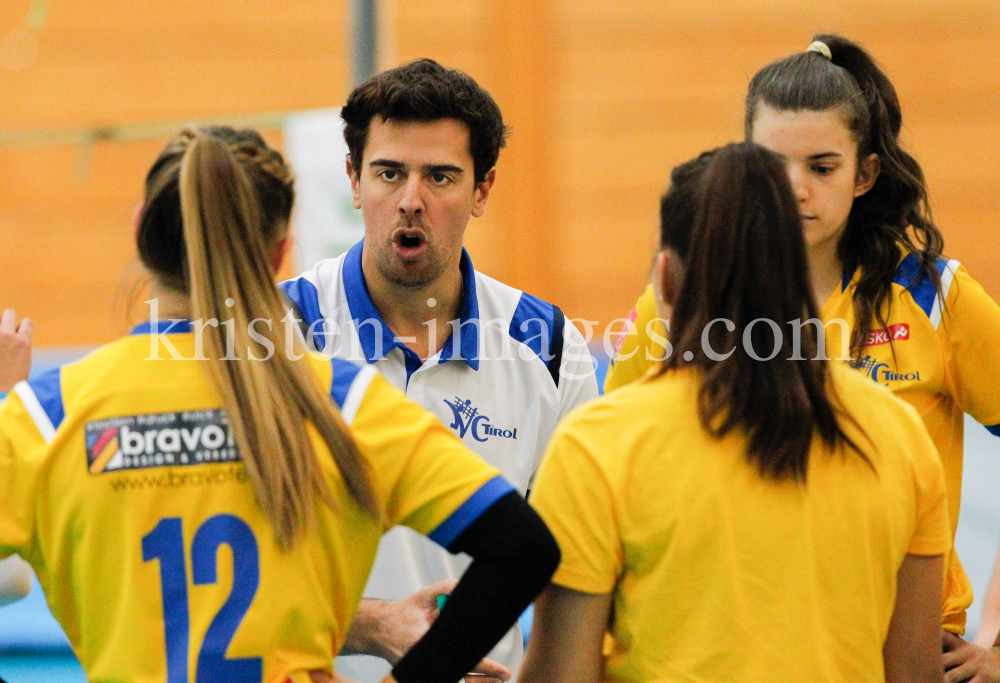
342, 240, 480, 370
131, 319, 192, 335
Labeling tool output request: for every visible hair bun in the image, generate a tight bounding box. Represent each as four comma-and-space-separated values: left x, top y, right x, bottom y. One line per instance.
805, 41, 832, 61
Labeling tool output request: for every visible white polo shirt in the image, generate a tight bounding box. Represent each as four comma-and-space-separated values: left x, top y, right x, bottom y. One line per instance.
280, 240, 598, 681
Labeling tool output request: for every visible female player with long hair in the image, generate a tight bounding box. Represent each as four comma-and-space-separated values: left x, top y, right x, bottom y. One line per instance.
0, 126, 558, 683
520, 143, 949, 683
604, 35, 1000, 676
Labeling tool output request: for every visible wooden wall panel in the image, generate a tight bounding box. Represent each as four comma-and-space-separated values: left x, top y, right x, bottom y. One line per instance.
3, 0, 999, 346
384, 0, 1000, 328
0, 1, 347, 346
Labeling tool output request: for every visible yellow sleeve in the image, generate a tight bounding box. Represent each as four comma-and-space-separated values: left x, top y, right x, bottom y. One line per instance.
900, 402, 952, 556
604, 285, 667, 394
530, 422, 621, 594
0, 392, 46, 559
348, 371, 510, 542
942, 265, 1000, 431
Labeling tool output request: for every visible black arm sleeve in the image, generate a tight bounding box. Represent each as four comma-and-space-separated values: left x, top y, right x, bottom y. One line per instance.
391, 491, 560, 683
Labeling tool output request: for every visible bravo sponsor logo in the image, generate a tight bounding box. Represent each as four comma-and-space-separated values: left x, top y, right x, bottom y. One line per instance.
866, 323, 910, 346
85, 409, 241, 475
443, 396, 517, 443
853, 355, 921, 386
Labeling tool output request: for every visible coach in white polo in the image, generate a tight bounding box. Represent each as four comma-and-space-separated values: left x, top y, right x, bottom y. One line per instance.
280, 59, 598, 682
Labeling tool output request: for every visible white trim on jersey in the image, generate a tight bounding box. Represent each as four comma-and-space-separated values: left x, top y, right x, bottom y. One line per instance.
13, 381, 57, 444
930, 259, 961, 330
342, 365, 377, 426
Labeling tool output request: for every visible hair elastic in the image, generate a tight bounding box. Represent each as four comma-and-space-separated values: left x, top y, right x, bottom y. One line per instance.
806, 40, 832, 61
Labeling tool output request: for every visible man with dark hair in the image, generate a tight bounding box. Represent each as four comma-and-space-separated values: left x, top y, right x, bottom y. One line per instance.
281, 59, 598, 682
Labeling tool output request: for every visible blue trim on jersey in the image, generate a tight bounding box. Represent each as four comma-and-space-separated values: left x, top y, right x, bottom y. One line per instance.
892, 252, 949, 319
279, 277, 327, 352
0, 392, 7, 402
841, 264, 855, 292
986, 424, 1000, 438
131, 319, 193, 335
343, 240, 406, 364
509, 292, 557, 365
329, 358, 362, 409
437, 249, 481, 370
403, 349, 423, 387
428, 475, 516, 551
342, 240, 480, 370
27, 367, 65, 432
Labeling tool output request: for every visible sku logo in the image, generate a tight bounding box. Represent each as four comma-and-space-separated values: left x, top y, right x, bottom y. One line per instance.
866, 323, 910, 346
852, 355, 921, 387
443, 396, 518, 443
85, 409, 242, 475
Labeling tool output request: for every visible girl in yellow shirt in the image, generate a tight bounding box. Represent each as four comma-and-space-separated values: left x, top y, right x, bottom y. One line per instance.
0, 127, 558, 683
522, 143, 949, 683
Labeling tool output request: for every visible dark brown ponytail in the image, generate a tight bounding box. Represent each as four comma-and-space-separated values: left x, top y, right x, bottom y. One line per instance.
662, 143, 864, 482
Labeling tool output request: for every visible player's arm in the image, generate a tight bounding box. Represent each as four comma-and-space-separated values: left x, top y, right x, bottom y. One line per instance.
883, 554, 944, 683
518, 584, 610, 683
385, 491, 560, 683
0, 309, 32, 392
976, 564, 1000, 648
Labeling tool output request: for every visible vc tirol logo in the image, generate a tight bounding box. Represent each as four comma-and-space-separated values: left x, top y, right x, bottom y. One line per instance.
85, 409, 241, 475
853, 355, 921, 386
866, 323, 910, 346
443, 397, 518, 443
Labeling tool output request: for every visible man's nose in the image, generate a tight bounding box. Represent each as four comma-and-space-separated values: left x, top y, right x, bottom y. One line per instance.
398, 174, 424, 213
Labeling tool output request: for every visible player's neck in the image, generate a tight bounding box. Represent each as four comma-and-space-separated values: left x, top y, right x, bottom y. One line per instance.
808, 236, 844, 308
362, 256, 465, 362
147, 280, 192, 321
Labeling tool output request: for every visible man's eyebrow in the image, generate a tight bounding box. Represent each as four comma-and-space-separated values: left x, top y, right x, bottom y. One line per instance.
369, 159, 405, 169
425, 164, 464, 174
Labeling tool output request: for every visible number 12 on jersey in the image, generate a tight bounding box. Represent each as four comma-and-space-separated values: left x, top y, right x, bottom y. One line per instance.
143, 514, 263, 683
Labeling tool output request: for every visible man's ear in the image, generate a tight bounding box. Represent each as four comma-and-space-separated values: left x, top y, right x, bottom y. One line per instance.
471, 167, 497, 218
347, 156, 362, 210
854, 153, 880, 198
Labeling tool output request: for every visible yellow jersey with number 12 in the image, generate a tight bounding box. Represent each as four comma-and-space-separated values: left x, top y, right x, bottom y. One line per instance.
0, 322, 511, 683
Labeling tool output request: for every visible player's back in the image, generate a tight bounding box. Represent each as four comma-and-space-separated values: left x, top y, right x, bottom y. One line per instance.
531, 362, 949, 682
0, 327, 490, 683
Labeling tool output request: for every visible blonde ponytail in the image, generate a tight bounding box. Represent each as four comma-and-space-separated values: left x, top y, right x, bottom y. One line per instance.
177, 130, 380, 549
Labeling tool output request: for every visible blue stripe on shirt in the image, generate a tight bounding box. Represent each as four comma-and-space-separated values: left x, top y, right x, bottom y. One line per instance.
279, 277, 327, 352
509, 292, 557, 365
429, 475, 516, 551
27, 367, 65, 432
329, 358, 362, 409
986, 424, 1000, 438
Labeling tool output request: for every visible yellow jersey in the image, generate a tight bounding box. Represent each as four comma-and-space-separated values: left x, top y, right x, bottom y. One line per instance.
0, 322, 510, 683
531, 364, 950, 683
603, 255, 1000, 632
